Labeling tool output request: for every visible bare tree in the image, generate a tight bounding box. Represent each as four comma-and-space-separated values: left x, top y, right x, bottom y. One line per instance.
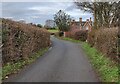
74, 1, 120, 28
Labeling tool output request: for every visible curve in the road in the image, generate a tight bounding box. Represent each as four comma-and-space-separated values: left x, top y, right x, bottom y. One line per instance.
4, 36, 99, 82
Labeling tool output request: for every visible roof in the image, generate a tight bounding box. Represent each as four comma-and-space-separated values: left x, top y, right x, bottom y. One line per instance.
72, 21, 86, 26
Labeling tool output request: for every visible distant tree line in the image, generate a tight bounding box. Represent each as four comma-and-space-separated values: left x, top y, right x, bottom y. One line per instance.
29, 23, 43, 28
37, 24, 43, 28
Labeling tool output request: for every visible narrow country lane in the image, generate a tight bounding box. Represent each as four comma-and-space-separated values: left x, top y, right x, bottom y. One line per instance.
4, 36, 99, 82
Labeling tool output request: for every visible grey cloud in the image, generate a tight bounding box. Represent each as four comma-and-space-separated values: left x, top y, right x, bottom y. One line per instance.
2, 2, 93, 25
65, 3, 77, 11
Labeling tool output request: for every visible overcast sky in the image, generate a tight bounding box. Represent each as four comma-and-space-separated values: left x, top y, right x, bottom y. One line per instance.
2, 2, 93, 25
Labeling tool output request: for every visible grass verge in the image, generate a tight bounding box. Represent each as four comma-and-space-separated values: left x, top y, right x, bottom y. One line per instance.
82, 42, 119, 82
59, 37, 119, 82
47, 29, 59, 33
58, 37, 81, 43
2, 47, 49, 80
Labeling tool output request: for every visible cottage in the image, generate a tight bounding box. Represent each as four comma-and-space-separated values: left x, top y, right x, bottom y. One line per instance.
64, 17, 92, 37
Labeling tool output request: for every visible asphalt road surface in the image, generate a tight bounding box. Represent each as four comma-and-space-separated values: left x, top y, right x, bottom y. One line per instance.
4, 36, 99, 82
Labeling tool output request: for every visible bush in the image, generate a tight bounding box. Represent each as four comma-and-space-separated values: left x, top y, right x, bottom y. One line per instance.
88, 28, 118, 61
2, 18, 50, 65
74, 30, 88, 41
87, 29, 97, 47
54, 32, 59, 37
59, 31, 64, 37
118, 28, 120, 60
118, 38, 120, 59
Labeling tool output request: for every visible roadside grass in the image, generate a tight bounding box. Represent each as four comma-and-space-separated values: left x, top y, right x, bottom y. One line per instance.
82, 42, 118, 82
2, 47, 49, 80
59, 37, 119, 82
47, 29, 59, 33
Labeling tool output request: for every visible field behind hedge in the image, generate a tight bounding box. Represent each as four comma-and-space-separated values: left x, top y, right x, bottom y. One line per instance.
2, 18, 50, 65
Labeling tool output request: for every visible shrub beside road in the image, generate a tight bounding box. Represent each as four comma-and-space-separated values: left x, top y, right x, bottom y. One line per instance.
2, 18, 50, 80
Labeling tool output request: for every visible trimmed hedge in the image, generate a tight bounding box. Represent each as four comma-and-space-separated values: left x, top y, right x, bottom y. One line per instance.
73, 30, 88, 41
87, 29, 97, 47
2, 18, 50, 65
118, 28, 120, 60
88, 28, 118, 61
